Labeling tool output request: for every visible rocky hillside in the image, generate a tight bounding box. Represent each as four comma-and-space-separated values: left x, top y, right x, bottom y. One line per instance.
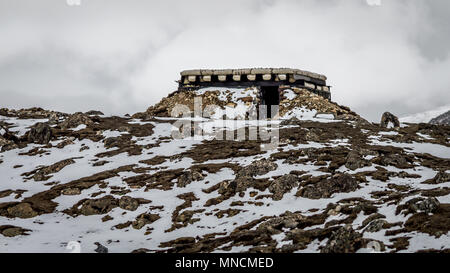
0, 87, 449, 253
430, 110, 450, 126
400, 105, 450, 124
133, 87, 362, 121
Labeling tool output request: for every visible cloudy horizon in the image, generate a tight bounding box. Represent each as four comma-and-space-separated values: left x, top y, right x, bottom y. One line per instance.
0, 0, 449, 121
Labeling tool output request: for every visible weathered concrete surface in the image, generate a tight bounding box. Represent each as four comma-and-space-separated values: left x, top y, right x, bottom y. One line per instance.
181, 68, 327, 81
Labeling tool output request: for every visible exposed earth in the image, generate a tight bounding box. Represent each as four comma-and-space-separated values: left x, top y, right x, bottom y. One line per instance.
0, 87, 449, 253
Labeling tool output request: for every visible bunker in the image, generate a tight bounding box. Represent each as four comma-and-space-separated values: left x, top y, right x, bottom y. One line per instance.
178, 68, 331, 118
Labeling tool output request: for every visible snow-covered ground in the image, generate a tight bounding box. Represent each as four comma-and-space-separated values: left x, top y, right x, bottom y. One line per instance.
400, 104, 450, 124
1, 95, 449, 253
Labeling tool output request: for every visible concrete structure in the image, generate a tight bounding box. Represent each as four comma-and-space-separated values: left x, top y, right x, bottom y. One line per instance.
178, 68, 331, 100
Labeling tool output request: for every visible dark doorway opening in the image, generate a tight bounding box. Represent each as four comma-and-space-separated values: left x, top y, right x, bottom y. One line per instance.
260, 85, 280, 119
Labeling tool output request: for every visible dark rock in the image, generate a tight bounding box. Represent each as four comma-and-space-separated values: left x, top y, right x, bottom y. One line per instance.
305, 129, 322, 142
0, 225, 31, 237
399, 197, 440, 215
177, 170, 204, 188
412, 197, 440, 214
380, 112, 400, 128
94, 242, 108, 253
299, 173, 359, 199
257, 212, 304, 234
28, 158, 75, 182
345, 151, 370, 171
27, 122, 52, 144
363, 219, 387, 233
375, 153, 411, 169
280, 117, 300, 126
79, 196, 118, 216
132, 213, 160, 230
103, 137, 123, 149
0, 135, 18, 152
7, 203, 38, 219
321, 225, 363, 253
85, 110, 104, 116
61, 188, 81, 196
56, 138, 74, 149
119, 196, 139, 211
131, 248, 150, 253
268, 174, 299, 201
237, 159, 278, 178
435, 171, 450, 184
60, 112, 93, 130
424, 171, 450, 184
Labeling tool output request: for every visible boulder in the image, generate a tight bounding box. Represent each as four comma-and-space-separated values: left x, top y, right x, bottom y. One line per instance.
425, 171, 450, 184
237, 159, 278, 178
79, 196, 118, 216
268, 174, 299, 201
177, 170, 204, 188
132, 213, 160, 230
0, 225, 30, 237
60, 112, 93, 130
61, 188, 81, 196
299, 173, 359, 199
380, 112, 400, 128
409, 197, 440, 214
363, 219, 387, 233
321, 225, 363, 253
345, 151, 370, 171
94, 242, 109, 253
0, 135, 17, 152
119, 196, 139, 211
27, 122, 52, 144
7, 203, 38, 219
257, 212, 304, 234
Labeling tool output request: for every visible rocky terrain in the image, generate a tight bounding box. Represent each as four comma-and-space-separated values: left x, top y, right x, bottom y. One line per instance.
430, 110, 450, 126
0, 87, 449, 253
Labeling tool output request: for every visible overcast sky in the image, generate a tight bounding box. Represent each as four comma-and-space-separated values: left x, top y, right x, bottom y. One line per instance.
0, 0, 449, 121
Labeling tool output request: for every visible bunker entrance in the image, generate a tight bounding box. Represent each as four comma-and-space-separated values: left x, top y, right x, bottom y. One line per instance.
260, 85, 280, 119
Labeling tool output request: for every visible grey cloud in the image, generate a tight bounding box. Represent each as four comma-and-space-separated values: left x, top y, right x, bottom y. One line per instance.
0, 0, 449, 121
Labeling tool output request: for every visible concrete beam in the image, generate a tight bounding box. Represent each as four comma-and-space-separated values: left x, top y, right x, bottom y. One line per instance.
252, 68, 272, 74
289, 75, 296, 83
233, 69, 251, 75
201, 70, 214, 76
214, 69, 233, 75
181, 70, 201, 76
180, 68, 327, 82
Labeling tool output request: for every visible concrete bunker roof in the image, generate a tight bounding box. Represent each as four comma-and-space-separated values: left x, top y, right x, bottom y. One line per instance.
180, 68, 327, 81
